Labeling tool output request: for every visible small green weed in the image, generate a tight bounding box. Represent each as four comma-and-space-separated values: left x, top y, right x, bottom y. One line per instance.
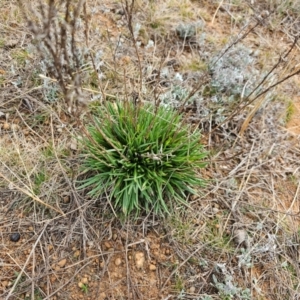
42, 145, 55, 158
285, 100, 295, 123
33, 170, 47, 195
80, 283, 88, 293
24, 290, 43, 300
150, 21, 161, 29
182, 59, 208, 72
79, 101, 207, 216
174, 273, 185, 291
11, 49, 30, 66
169, 216, 194, 244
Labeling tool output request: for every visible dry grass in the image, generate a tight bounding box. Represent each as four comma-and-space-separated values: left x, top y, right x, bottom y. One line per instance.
1, 0, 300, 299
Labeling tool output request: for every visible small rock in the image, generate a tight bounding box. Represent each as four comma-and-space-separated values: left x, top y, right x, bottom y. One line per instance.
50, 275, 57, 284
78, 282, 84, 288
104, 241, 111, 249
114, 258, 122, 266
74, 250, 80, 258
63, 196, 70, 204
81, 277, 88, 284
149, 264, 156, 271
99, 292, 106, 300
69, 139, 77, 151
10, 233, 20, 242
190, 194, 198, 200
24, 129, 30, 136
1, 280, 8, 288
54, 265, 61, 272
189, 286, 196, 293
212, 207, 219, 214
135, 252, 145, 269
57, 258, 67, 268
3, 122, 10, 130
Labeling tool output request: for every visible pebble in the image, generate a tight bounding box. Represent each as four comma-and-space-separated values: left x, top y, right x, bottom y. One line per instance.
57, 258, 67, 268
10, 233, 20, 242
104, 241, 111, 249
81, 277, 88, 284
149, 264, 156, 271
54, 265, 61, 272
69, 139, 77, 151
212, 207, 219, 214
74, 250, 80, 258
114, 258, 122, 266
135, 252, 145, 269
1, 280, 8, 288
50, 275, 56, 284
189, 286, 196, 293
63, 196, 70, 204
190, 194, 198, 200
87, 240, 94, 247
3, 122, 10, 130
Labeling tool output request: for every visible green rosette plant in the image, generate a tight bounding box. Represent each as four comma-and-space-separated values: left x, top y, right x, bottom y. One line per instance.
79, 101, 207, 216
